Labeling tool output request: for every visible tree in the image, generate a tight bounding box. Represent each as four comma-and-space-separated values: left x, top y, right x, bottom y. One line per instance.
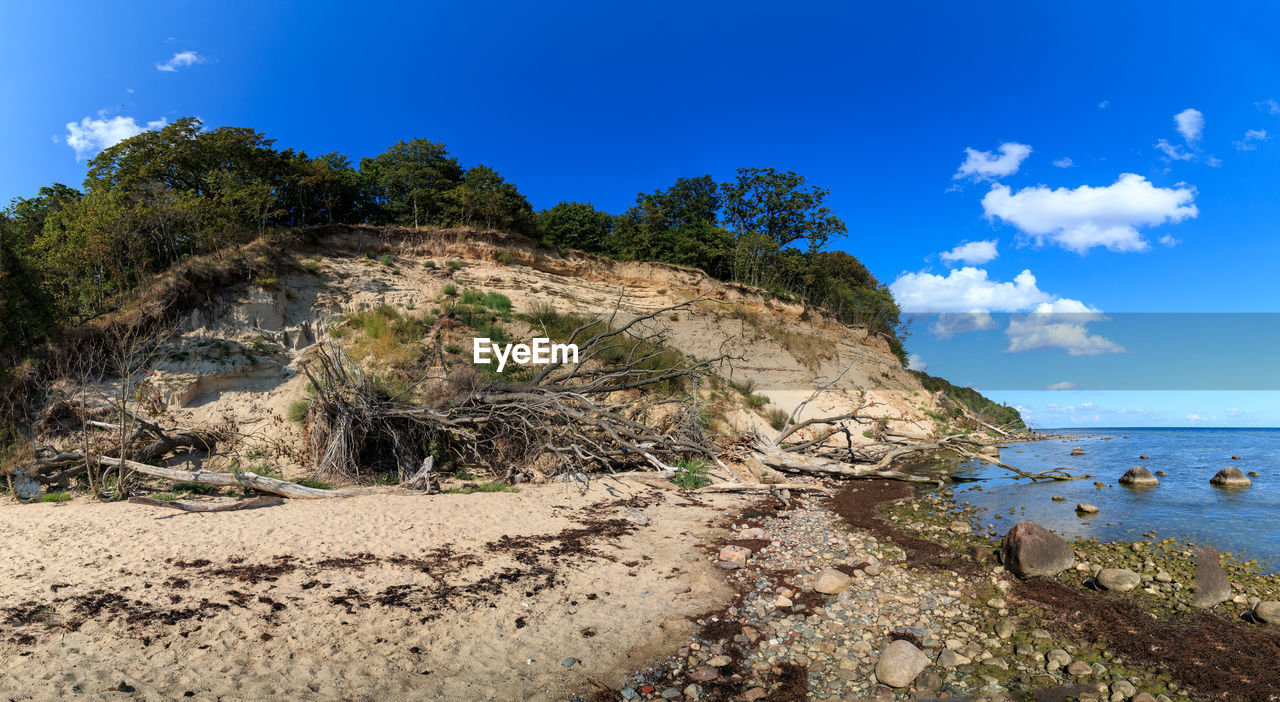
442, 165, 534, 233
720, 168, 847, 286
537, 201, 614, 251
360, 139, 463, 227
613, 176, 730, 274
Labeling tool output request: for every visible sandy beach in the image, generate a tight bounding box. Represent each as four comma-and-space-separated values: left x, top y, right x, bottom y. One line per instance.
0, 478, 744, 701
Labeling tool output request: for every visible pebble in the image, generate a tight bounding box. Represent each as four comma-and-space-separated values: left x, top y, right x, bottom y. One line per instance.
561, 657, 576, 668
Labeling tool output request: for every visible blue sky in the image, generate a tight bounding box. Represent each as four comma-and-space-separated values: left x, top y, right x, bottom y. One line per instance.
3, 1, 1278, 426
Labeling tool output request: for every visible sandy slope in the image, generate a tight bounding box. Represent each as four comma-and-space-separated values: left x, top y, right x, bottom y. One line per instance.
0, 478, 744, 701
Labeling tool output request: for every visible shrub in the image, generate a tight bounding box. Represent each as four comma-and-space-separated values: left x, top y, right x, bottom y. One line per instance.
295, 477, 331, 490
287, 399, 310, 424
729, 378, 757, 396
424, 260, 437, 268
446, 260, 464, 270
173, 481, 218, 495
443, 480, 518, 494
671, 457, 711, 490
41, 491, 72, 502
765, 408, 790, 431
442, 283, 458, 297
148, 493, 177, 502
377, 254, 395, 266
745, 394, 768, 410
302, 260, 323, 276
495, 248, 515, 266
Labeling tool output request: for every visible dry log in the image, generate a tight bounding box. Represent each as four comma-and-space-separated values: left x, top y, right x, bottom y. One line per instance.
695, 482, 832, 495
128, 496, 283, 512
751, 444, 934, 483
96, 456, 357, 499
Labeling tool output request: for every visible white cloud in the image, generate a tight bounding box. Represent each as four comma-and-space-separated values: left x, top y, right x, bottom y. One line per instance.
1046, 381, 1076, 390
1052, 157, 1074, 168
1098, 100, 1110, 110
1257, 99, 1280, 115
929, 311, 997, 338
157, 50, 205, 72
1234, 129, 1268, 151
891, 267, 1052, 314
953, 142, 1032, 182
1154, 139, 1195, 161
1158, 234, 1180, 247
1186, 413, 1205, 422
1005, 299, 1124, 356
1174, 108, 1204, 144
64, 115, 167, 160
981, 173, 1198, 254
939, 239, 998, 266
907, 354, 927, 371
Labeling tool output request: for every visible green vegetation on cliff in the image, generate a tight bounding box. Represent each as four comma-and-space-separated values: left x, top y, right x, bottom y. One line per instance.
910, 370, 1025, 430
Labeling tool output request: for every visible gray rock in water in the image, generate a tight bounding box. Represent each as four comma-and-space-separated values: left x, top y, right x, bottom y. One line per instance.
875, 639, 929, 688
1253, 600, 1280, 623
1075, 503, 1099, 514
1119, 466, 1159, 486
1249, 471, 1261, 477
1095, 568, 1141, 592
1002, 522, 1075, 578
1191, 545, 1232, 608
1210, 466, 1251, 486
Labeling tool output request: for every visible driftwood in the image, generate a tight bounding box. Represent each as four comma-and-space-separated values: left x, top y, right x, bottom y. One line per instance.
696, 482, 832, 495
96, 455, 366, 498
128, 496, 284, 512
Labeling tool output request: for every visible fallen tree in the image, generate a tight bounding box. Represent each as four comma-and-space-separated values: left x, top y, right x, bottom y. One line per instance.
300, 292, 731, 483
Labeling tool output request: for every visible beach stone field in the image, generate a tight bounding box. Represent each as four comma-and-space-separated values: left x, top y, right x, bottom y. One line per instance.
597, 478, 1280, 702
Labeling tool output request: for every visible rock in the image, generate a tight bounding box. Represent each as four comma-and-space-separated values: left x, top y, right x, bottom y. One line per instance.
1155, 571, 1172, 583
1095, 568, 1141, 592
625, 509, 650, 526
660, 688, 681, 699
104, 681, 134, 693
717, 545, 750, 569
1051, 495, 1065, 501
1131, 694, 1157, 702
774, 595, 793, 607
1253, 600, 1280, 623
1075, 503, 1099, 514
937, 649, 971, 668
620, 689, 639, 700
994, 619, 1016, 639
1015, 642, 1035, 656
1139, 455, 1150, 459
11, 469, 40, 503
875, 639, 930, 688
987, 597, 1008, 609
739, 527, 767, 539
1111, 680, 1138, 698
916, 670, 944, 691
561, 657, 577, 668
1002, 522, 1075, 578
706, 655, 730, 667
968, 545, 994, 562
1249, 471, 1261, 477
1046, 649, 1071, 670
1155, 470, 1167, 476
1210, 466, 1251, 487
742, 687, 766, 701
683, 684, 701, 700
1066, 660, 1092, 676
949, 521, 972, 534
813, 567, 853, 595
1119, 466, 1159, 486
1232, 455, 1243, 460
1191, 545, 1232, 608
672, 584, 691, 594
980, 445, 1000, 457
1071, 448, 1085, 455
688, 667, 718, 682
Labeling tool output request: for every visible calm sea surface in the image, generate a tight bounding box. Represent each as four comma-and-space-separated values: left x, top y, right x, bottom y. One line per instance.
908, 428, 1280, 571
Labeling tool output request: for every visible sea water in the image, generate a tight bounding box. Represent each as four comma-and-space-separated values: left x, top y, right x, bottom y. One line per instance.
910, 428, 1280, 572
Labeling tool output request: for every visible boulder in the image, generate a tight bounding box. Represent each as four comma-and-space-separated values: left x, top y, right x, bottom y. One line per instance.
1249, 471, 1261, 477
1210, 466, 1251, 487
979, 445, 1000, 457
1253, 600, 1280, 624
717, 546, 751, 569
11, 468, 40, 503
1001, 522, 1075, 578
1232, 455, 1242, 460
1119, 466, 1159, 486
813, 567, 853, 595
1191, 545, 1232, 608
936, 649, 970, 668
1075, 503, 1099, 514
874, 640, 929, 688
1095, 568, 1141, 592
738, 527, 767, 540
1139, 455, 1150, 459
948, 521, 972, 534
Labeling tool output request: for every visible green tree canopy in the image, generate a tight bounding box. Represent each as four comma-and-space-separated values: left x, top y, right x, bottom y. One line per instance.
359, 139, 464, 227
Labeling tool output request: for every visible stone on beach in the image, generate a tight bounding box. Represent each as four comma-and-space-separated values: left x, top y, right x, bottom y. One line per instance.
717, 545, 751, 569
1191, 545, 1232, 608
1119, 466, 1159, 486
1253, 600, 1280, 624
1001, 522, 1075, 578
1075, 503, 1098, 514
813, 567, 853, 595
874, 640, 930, 688
1095, 568, 1141, 592
1210, 466, 1251, 487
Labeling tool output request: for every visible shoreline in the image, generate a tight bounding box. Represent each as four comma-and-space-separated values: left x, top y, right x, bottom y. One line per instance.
594, 477, 1280, 701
